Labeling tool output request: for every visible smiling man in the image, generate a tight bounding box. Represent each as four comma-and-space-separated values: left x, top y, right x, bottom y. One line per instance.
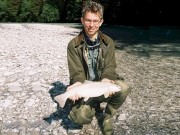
65, 1, 131, 135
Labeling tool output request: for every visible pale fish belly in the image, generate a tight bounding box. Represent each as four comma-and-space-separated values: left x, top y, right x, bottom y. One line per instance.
72, 82, 117, 98
54, 81, 121, 108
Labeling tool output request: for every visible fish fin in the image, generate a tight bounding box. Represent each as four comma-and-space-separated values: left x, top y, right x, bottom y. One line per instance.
104, 91, 110, 98
54, 94, 67, 108
84, 97, 89, 102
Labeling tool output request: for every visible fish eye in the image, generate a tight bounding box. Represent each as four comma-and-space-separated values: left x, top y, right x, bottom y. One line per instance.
116, 85, 120, 88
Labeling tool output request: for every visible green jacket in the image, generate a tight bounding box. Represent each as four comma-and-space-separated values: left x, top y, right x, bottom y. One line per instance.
67, 30, 118, 84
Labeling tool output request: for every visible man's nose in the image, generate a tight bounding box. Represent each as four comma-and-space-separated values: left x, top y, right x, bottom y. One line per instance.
89, 21, 95, 26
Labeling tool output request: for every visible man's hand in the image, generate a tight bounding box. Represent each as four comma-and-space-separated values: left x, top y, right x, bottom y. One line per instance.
101, 78, 115, 96
67, 82, 82, 102
101, 78, 115, 83
69, 93, 80, 102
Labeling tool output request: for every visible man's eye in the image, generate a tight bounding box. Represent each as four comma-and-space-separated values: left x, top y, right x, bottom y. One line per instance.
94, 20, 99, 23
84, 19, 100, 25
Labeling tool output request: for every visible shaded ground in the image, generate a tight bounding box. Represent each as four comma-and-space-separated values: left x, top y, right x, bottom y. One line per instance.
101, 25, 180, 135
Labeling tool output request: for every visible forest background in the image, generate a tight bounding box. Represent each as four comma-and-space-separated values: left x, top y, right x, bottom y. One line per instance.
0, 0, 179, 26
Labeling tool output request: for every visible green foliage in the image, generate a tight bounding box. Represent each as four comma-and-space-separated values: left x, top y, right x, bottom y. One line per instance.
8, 0, 21, 21
0, 0, 82, 22
18, 0, 32, 22
17, 0, 43, 22
39, 2, 60, 22
66, 0, 82, 22
31, 0, 43, 19
0, 0, 21, 22
0, 0, 8, 21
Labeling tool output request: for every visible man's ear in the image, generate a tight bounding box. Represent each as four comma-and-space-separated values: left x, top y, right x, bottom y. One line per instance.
81, 17, 84, 25
99, 19, 104, 26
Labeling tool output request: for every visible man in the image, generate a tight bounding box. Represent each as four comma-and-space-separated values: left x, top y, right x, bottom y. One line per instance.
66, 1, 131, 135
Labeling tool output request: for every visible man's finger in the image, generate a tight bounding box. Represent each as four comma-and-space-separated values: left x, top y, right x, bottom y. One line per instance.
111, 80, 115, 83
109, 91, 115, 96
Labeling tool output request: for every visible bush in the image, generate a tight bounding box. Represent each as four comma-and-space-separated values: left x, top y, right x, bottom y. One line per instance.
66, 0, 82, 22
0, 0, 21, 22
0, 0, 81, 23
0, 0, 8, 21
17, 0, 43, 22
39, 2, 60, 22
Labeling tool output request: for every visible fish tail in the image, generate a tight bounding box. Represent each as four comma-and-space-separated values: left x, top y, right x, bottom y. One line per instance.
54, 94, 67, 108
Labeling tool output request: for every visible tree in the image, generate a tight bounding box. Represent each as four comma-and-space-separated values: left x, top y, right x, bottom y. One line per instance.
18, 0, 43, 22
0, 0, 21, 22
66, 0, 82, 22
38, 0, 60, 22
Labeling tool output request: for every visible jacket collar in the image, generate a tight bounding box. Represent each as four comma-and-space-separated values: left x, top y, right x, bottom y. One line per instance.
74, 29, 108, 47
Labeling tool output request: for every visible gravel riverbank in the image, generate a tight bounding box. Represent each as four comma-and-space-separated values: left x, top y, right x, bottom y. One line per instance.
0, 23, 179, 135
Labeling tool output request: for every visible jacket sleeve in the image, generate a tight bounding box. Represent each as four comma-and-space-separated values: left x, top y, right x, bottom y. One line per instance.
101, 37, 117, 80
67, 40, 86, 84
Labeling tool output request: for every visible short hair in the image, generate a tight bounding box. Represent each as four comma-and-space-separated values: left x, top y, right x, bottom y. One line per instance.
82, 1, 104, 19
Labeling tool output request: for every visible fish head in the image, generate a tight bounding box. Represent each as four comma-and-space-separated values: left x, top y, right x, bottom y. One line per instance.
109, 84, 121, 92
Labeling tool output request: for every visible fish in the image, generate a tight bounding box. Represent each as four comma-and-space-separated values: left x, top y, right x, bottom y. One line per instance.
54, 80, 121, 108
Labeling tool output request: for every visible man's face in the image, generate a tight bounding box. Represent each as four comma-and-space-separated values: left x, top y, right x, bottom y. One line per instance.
81, 12, 103, 38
